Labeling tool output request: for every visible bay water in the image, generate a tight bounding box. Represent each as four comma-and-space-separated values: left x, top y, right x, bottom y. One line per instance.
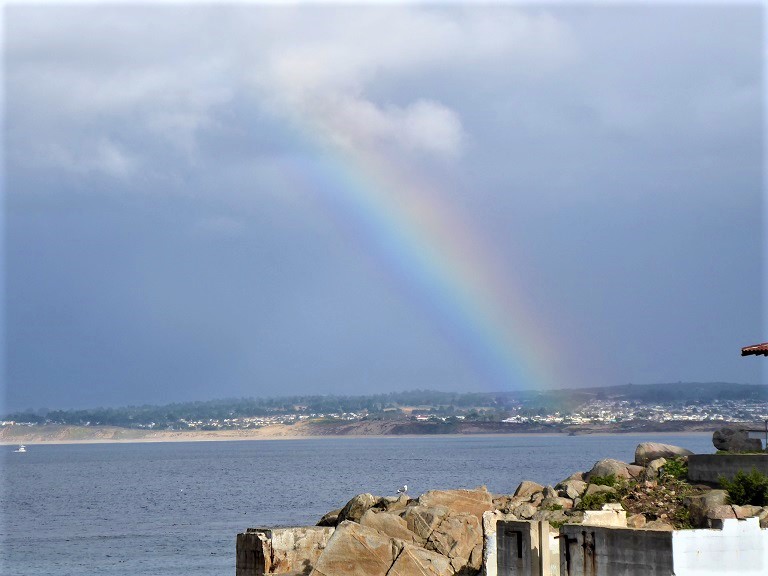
2, 433, 713, 576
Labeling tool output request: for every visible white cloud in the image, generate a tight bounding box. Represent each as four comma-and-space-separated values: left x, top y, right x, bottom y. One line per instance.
7, 6, 576, 175
302, 94, 464, 157
254, 7, 574, 158
399, 100, 464, 156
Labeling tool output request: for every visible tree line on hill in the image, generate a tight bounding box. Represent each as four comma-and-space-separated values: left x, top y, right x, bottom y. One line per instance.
4, 382, 765, 428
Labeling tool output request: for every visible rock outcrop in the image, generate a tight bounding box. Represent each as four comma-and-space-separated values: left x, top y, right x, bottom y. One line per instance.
310, 521, 401, 576
418, 488, 493, 521
338, 493, 378, 523
314, 490, 488, 576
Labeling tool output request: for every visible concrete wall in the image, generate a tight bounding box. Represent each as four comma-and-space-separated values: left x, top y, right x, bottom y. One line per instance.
496, 520, 540, 576
494, 520, 557, 576
672, 517, 768, 575
236, 526, 334, 576
558, 525, 673, 576
688, 454, 768, 483
557, 518, 768, 576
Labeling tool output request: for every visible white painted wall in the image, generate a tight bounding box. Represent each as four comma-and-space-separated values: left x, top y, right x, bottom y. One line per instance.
672, 518, 768, 575
546, 532, 559, 576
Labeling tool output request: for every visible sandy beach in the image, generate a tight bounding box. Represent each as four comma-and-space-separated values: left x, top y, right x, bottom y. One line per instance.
0, 421, 712, 446
0, 423, 319, 445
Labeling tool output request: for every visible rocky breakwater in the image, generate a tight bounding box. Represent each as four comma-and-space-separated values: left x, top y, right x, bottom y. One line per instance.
236, 442, 768, 576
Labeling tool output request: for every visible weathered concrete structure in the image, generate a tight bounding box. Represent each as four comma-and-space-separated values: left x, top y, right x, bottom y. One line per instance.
492, 518, 768, 576
493, 520, 558, 576
558, 524, 674, 576
688, 454, 768, 483
580, 503, 626, 528
559, 517, 768, 576
236, 526, 334, 576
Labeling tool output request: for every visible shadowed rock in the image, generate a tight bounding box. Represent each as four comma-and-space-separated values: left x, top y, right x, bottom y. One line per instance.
713, 427, 763, 453
337, 493, 378, 524
686, 489, 729, 527
513, 480, 544, 499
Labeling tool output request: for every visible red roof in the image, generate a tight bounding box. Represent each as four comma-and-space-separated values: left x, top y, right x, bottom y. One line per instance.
741, 343, 768, 356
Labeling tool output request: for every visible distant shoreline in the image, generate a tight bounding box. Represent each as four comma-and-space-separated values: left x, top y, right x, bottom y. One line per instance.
0, 421, 716, 446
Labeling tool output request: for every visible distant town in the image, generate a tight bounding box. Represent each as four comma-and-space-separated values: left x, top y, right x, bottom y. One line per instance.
3, 382, 766, 435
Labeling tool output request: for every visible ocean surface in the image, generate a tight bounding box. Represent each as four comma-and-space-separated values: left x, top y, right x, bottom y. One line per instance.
2, 433, 713, 576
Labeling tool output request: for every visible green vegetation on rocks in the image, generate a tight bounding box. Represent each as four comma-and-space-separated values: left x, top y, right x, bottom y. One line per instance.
720, 469, 768, 506
660, 457, 688, 481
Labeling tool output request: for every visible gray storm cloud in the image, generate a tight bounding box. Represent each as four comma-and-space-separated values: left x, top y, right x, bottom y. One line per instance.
4, 4, 764, 410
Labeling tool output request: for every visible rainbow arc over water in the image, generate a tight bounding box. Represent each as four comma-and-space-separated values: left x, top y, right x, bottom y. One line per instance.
284, 124, 565, 391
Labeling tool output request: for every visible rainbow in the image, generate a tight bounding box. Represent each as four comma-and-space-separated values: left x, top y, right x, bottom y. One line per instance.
285, 130, 565, 391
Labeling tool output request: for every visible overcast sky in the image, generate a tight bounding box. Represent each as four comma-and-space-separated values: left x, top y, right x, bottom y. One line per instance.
3, 3, 765, 411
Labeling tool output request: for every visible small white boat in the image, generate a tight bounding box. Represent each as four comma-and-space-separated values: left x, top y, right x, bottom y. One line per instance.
14, 444, 26, 453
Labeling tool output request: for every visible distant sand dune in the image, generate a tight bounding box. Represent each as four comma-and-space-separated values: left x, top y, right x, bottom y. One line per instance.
0, 422, 317, 445
1, 418, 717, 445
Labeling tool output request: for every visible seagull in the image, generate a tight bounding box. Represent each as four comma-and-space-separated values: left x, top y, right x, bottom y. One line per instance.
397, 485, 408, 495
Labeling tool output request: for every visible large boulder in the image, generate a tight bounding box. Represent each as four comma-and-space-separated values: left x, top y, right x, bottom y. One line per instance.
425, 512, 483, 574
338, 493, 378, 523
713, 427, 763, 453
511, 502, 537, 519
310, 521, 401, 576
634, 442, 694, 465
586, 459, 635, 480
418, 487, 494, 521
360, 510, 418, 544
513, 481, 544, 499
402, 505, 449, 544
317, 508, 342, 527
403, 503, 483, 573
557, 479, 587, 500
686, 489, 729, 527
